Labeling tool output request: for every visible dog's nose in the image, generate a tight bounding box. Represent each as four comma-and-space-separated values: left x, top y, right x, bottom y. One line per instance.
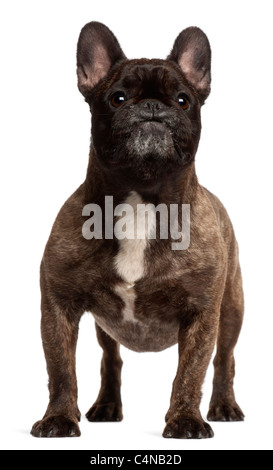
138, 100, 168, 121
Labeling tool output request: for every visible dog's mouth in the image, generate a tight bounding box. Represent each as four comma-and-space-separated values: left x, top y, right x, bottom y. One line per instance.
137, 121, 168, 132
126, 120, 174, 157
106, 119, 193, 183
109, 120, 173, 164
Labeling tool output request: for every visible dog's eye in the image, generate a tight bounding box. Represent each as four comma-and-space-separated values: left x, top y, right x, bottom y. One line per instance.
111, 92, 126, 108
177, 94, 189, 110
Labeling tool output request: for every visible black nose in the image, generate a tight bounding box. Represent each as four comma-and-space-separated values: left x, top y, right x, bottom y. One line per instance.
138, 99, 169, 121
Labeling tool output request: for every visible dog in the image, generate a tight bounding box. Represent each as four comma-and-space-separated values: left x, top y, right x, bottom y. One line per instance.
31, 22, 244, 439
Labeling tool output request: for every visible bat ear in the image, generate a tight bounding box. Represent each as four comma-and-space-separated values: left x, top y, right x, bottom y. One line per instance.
76, 22, 126, 97
168, 27, 211, 103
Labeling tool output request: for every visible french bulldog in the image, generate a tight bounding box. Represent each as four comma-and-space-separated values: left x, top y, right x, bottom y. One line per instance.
31, 22, 244, 439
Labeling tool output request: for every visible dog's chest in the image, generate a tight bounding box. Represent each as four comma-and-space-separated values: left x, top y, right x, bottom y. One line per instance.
92, 191, 180, 352
113, 191, 153, 322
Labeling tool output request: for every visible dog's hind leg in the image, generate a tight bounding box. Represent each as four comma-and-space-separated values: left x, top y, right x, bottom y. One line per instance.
207, 263, 245, 422
86, 323, 123, 422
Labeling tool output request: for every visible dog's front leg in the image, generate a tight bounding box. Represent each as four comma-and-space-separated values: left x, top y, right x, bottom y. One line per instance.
163, 309, 219, 439
31, 290, 82, 437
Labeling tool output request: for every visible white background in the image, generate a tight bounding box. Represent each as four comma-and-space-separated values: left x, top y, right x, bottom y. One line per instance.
0, 0, 272, 451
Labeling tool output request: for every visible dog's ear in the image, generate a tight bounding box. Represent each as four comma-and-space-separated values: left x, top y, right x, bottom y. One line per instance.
167, 27, 211, 103
77, 22, 126, 97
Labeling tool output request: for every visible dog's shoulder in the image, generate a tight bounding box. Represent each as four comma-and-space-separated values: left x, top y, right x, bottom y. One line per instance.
42, 183, 101, 269
201, 186, 237, 246
46, 184, 85, 240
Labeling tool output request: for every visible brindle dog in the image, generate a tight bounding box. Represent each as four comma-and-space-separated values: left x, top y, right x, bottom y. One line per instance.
31, 22, 244, 439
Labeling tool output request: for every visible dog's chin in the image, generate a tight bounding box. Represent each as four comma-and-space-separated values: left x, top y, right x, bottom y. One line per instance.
99, 121, 192, 189
127, 121, 174, 157
110, 122, 179, 180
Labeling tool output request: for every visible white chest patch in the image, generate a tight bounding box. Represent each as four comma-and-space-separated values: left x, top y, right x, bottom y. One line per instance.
114, 282, 137, 323
114, 191, 154, 322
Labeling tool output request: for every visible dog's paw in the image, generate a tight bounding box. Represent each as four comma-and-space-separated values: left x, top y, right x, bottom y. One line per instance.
86, 402, 123, 422
207, 401, 244, 422
163, 416, 214, 439
30, 415, 81, 437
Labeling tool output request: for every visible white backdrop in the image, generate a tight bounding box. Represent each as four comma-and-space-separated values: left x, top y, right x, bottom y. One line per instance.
0, 0, 272, 450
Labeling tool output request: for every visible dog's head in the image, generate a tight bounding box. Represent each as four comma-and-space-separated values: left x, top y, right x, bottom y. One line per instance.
77, 22, 211, 191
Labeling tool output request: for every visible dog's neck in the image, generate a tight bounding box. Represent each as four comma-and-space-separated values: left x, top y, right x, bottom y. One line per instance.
84, 147, 198, 206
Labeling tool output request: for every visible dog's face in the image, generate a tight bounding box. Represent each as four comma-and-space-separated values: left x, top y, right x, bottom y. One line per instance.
90, 59, 201, 187
77, 22, 211, 191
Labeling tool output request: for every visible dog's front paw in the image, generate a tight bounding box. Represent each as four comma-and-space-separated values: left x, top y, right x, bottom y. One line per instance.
163, 415, 214, 439
207, 401, 244, 422
86, 402, 123, 422
31, 415, 81, 437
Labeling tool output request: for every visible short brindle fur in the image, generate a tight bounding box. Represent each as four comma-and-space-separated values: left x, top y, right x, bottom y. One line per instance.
31, 22, 244, 439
